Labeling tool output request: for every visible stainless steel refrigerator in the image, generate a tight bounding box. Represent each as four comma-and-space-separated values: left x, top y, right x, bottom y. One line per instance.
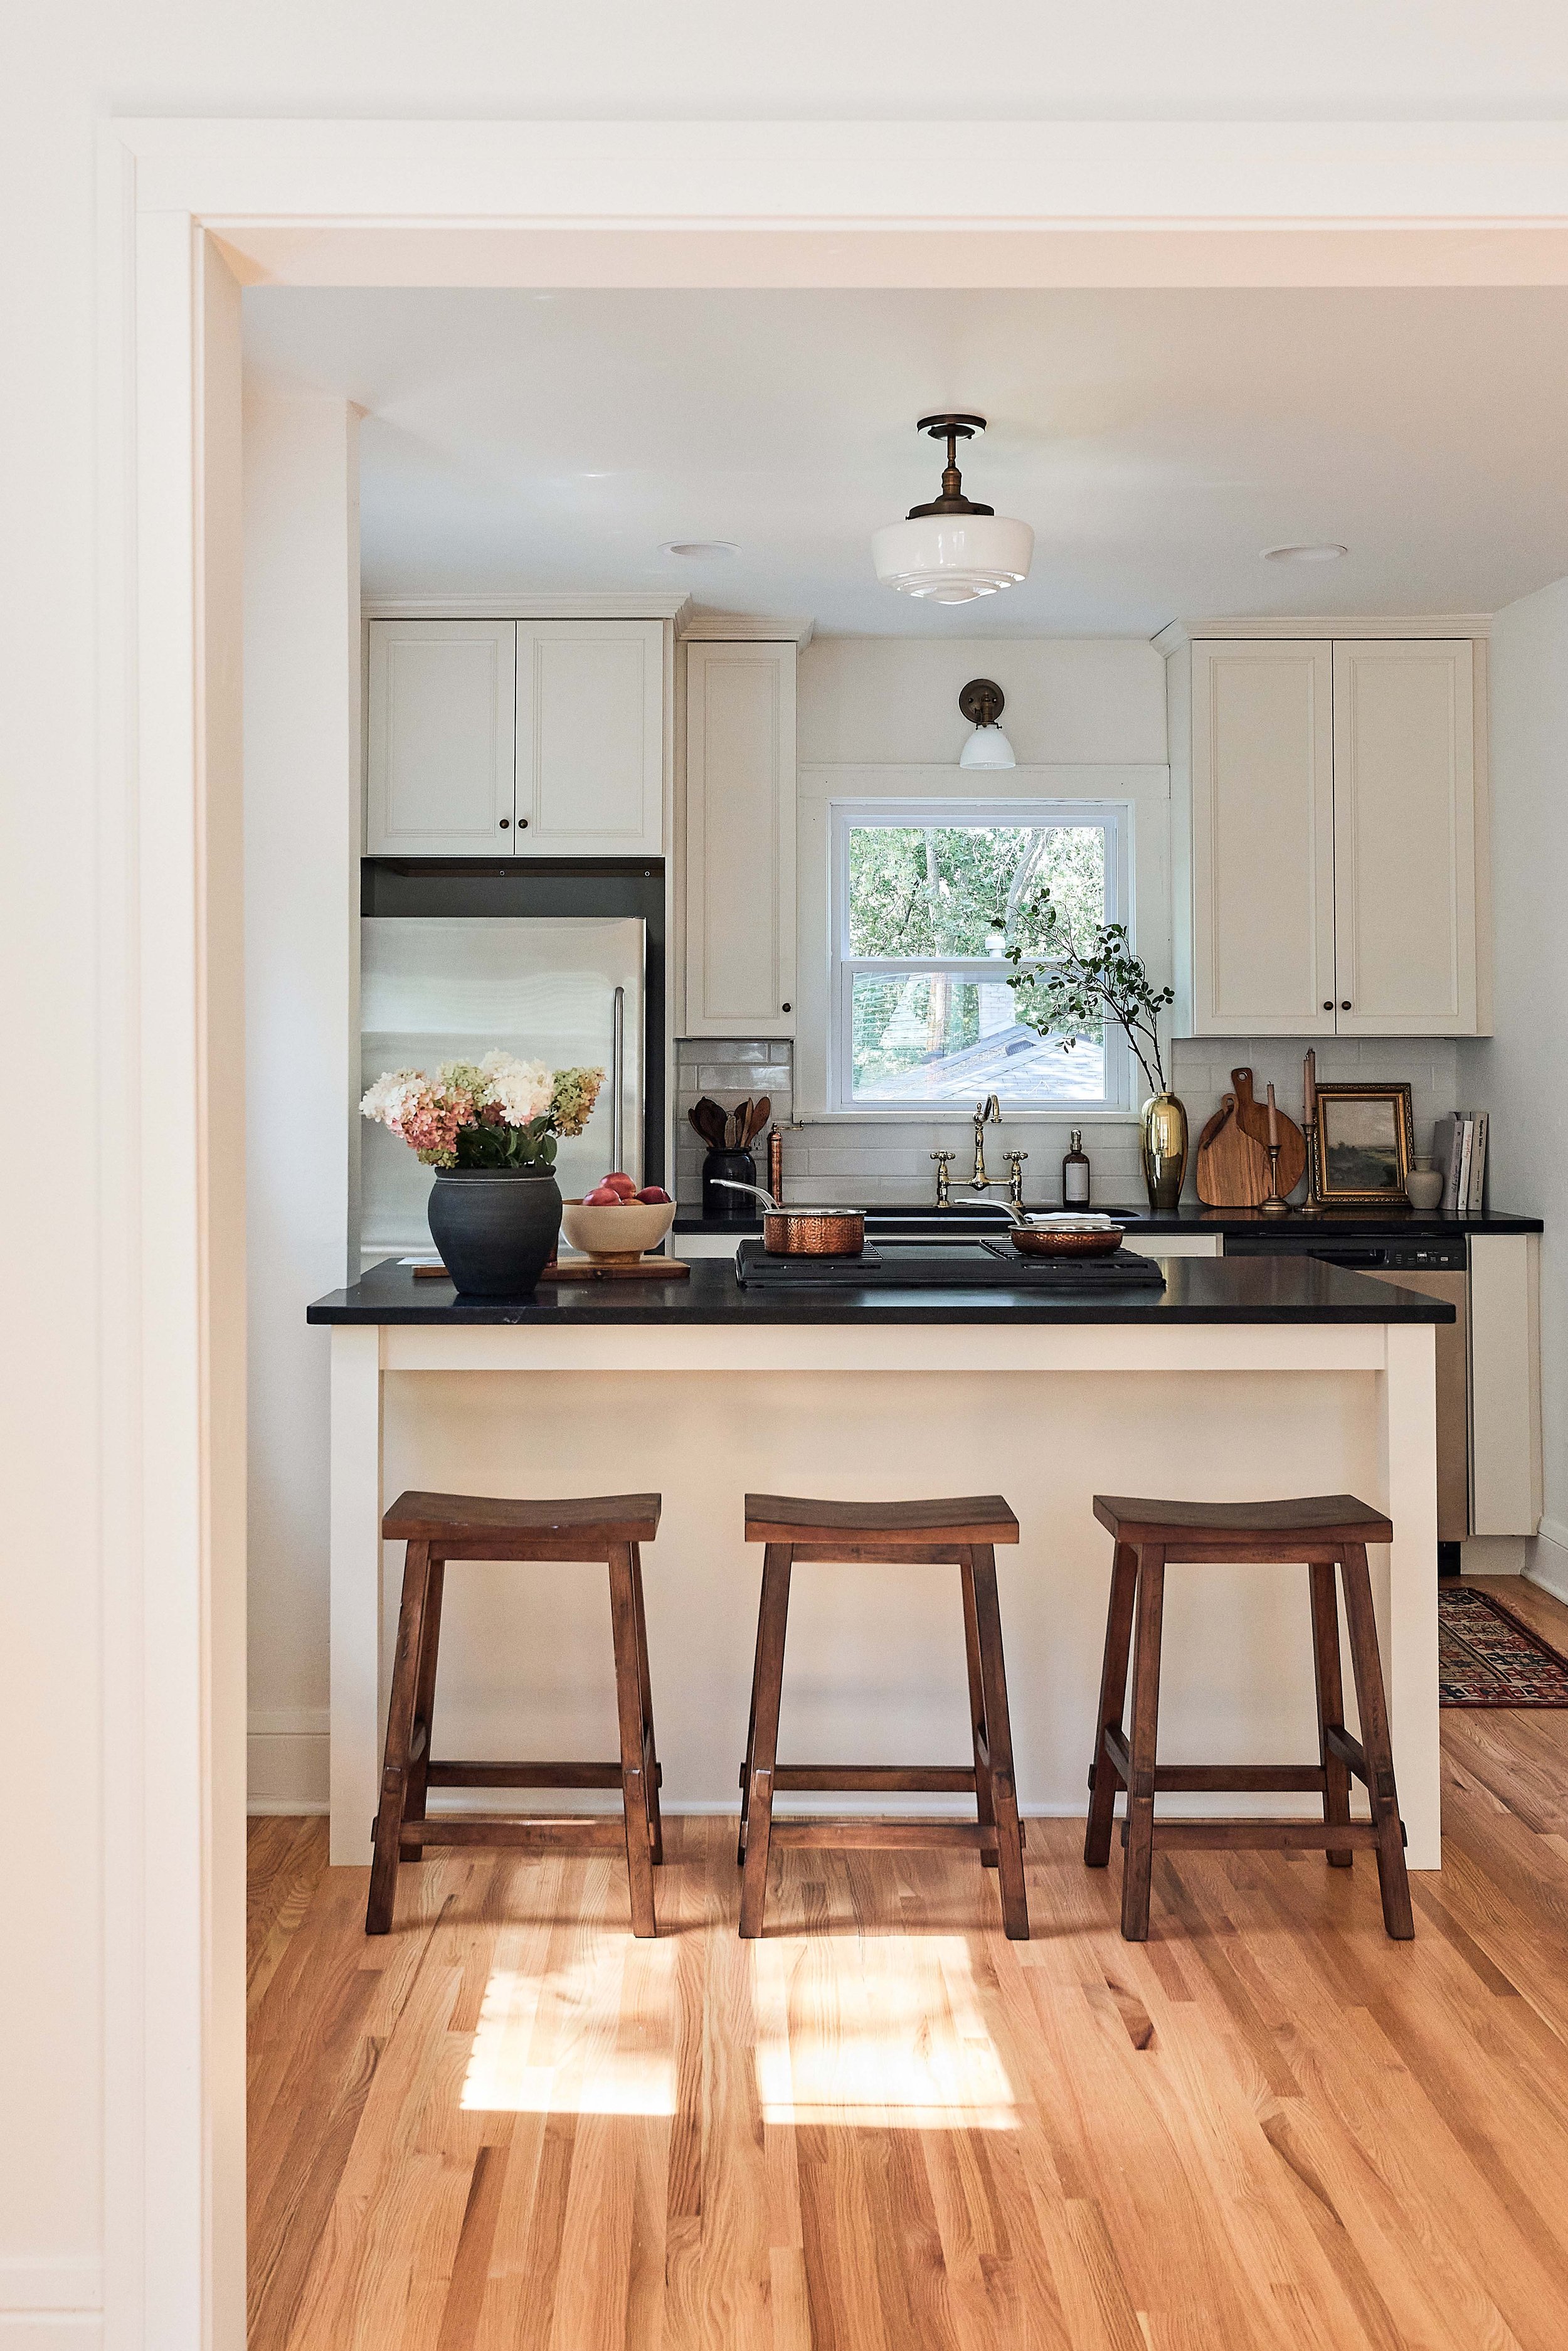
359, 915, 647, 1260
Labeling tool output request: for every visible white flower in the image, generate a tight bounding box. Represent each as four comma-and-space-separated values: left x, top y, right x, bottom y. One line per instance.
474, 1051, 554, 1127
360, 1069, 425, 1128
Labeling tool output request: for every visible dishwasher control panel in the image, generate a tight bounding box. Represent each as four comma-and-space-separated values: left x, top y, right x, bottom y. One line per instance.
1224, 1229, 1468, 1272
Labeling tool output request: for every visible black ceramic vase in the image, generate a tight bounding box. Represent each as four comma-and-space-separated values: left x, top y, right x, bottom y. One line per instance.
426, 1167, 563, 1295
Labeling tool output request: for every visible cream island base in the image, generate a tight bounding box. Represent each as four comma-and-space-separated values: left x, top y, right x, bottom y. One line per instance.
309, 1258, 1446, 1874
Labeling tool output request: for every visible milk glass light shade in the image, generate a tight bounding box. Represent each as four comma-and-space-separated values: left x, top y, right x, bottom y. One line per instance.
958, 721, 1017, 768
872, 512, 1034, 605
874, 414, 1034, 603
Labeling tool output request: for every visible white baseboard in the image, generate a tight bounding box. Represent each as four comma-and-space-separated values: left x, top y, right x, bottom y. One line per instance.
248, 1706, 329, 1810
0, 2324, 102, 2347
0, 2263, 101, 2317
1459, 1536, 1528, 1576
1527, 1517, 1568, 1605
0, 2258, 102, 2344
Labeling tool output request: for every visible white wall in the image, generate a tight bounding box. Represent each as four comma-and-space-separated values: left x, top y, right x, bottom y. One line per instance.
1462, 574, 1568, 1595
9, 11, 1568, 2341
243, 395, 361, 1814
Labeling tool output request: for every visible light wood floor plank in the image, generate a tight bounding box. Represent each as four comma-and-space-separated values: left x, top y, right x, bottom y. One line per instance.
249, 1574, 1568, 2350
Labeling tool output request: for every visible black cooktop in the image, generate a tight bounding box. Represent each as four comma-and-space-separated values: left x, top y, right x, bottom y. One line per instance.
734, 1238, 1166, 1290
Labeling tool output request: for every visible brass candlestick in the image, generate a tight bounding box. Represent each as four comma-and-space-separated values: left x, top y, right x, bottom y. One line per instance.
1260, 1141, 1290, 1216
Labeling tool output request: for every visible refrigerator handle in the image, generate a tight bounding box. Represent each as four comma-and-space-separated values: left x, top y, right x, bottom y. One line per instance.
611, 986, 625, 1172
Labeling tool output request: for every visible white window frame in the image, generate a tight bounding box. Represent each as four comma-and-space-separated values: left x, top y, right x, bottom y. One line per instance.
828, 798, 1133, 1115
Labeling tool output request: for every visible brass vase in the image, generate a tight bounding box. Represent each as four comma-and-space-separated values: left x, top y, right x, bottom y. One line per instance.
1140, 1091, 1189, 1213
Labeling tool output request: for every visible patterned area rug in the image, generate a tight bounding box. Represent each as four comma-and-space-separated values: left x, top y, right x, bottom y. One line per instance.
1439, 1586, 1568, 1706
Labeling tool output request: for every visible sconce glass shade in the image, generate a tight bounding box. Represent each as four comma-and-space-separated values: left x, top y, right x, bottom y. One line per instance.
958, 722, 1017, 769
871, 512, 1034, 605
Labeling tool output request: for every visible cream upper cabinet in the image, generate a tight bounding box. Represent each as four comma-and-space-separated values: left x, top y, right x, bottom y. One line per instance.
1332, 641, 1475, 1034
366, 620, 516, 856
365, 617, 666, 858
683, 640, 797, 1037
1186, 640, 1337, 1035
1173, 631, 1485, 1037
516, 620, 664, 857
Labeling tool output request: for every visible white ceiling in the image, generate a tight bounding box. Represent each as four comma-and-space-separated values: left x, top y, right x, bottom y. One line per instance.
242, 286, 1568, 637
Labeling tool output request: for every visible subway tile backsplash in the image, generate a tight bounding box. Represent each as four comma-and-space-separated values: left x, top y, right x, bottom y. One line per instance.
675, 1036, 1461, 1210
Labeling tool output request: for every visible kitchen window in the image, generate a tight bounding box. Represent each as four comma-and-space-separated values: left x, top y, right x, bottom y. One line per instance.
829, 801, 1130, 1112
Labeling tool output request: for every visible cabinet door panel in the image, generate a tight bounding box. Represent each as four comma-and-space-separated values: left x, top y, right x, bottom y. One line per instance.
684, 642, 797, 1036
366, 621, 515, 855
1190, 642, 1336, 1034
517, 620, 664, 856
1332, 642, 1475, 1034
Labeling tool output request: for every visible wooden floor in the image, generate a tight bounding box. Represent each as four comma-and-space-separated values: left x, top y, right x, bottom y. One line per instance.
249, 1575, 1568, 2350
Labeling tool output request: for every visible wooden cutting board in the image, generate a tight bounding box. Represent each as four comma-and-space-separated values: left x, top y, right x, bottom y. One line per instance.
1195, 1093, 1273, 1207
1230, 1066, 1307, 1196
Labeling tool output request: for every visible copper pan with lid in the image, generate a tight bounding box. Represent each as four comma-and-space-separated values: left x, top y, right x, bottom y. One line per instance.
712, 1181, 866, 1257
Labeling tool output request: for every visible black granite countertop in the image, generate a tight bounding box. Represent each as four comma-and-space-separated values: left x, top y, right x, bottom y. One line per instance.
674, 1202, 1541, 1238
308, 1255, 1456, 1329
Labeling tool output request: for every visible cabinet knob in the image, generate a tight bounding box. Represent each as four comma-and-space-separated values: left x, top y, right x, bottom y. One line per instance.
1341, 1000, 1351, 1011
1323, 1000, 1333, 1011
498, 817, 509, 829
518, 817, 528, 829
781, 1001, 791, 1013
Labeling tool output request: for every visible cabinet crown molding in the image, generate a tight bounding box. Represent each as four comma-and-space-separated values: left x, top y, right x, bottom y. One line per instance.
363, 592, 692, 626
1154, 613, 1491, 654
679, 610, 815, 649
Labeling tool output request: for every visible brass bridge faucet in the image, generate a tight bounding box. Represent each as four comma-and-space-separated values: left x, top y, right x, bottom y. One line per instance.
970, 1095, 1002, 1191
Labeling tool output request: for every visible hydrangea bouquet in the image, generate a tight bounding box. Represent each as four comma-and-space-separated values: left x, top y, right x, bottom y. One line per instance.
361, 1053, 605, 1172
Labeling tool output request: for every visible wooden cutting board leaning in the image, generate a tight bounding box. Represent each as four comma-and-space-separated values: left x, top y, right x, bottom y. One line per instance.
1195, 1068, 1307, 1207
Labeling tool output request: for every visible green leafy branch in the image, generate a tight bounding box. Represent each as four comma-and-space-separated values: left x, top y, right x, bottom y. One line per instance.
1003, 888, 1174, 1098
452, 1115, 558, 1172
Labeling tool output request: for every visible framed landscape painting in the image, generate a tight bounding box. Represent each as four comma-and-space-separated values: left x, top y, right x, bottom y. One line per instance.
1313, 1082, 1414, 1205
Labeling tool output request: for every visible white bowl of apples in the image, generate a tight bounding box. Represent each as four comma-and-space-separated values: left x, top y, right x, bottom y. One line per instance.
559, 1172, 676, 1264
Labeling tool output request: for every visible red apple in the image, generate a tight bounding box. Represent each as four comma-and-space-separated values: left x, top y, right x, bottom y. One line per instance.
637, 1186, 672, 1204
601, 1171, 638, 1197
583, 1185, 622, 1206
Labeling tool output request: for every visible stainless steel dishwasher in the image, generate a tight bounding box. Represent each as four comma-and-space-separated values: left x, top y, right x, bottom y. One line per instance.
1224, 1228, 1470, 1573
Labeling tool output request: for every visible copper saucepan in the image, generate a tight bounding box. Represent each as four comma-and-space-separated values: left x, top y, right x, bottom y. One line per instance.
713, 1181, 866, 1257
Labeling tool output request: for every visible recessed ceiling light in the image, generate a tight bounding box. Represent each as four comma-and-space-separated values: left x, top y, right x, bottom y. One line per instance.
1261, 542, 1349, 564
660, 540, 739, 561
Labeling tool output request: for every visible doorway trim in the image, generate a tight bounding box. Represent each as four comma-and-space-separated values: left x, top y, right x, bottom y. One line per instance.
97, 112, 1568, 2347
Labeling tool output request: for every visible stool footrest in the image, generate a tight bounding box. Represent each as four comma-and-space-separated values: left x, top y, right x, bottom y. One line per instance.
401, 1814, 628, 1851
428, 1759, 662, 1790
769, 1764, 978, 1794
770, 1819, 1004, 1852
1096, 1733, 1328, 1796
1123, 1817, 1382, 1852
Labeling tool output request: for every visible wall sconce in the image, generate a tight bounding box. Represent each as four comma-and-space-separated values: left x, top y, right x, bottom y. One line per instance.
958, 678, 1016, 769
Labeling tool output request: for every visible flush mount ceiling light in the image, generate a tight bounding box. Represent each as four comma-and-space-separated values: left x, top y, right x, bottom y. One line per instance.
660, 539, 739, 560
1261, 542, 1349, 563
957, 678, 1016, 768
872, 414, 1034, 605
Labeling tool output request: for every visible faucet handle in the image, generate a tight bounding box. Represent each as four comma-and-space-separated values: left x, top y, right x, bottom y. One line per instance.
930, 1149, 955, 1206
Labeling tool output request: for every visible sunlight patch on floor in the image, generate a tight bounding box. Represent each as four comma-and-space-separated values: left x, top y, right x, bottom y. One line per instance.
753, 1934, 1017, 2130
462, 1937, 677, 2115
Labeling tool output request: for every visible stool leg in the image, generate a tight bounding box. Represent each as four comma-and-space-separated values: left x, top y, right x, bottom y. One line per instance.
1084, 1541, 1138, 1868
1120, 1548, 1165, 1943
401, 1556, 445, 1864
965, 1546, 1029, 1941
1338, 1545, 1416, 1941
608, 1544, 658, 1938
736, 1547, 774, 1869
960, 1559, 998, 1869
629, 1543, 663, 1867
1308, 1559, 1354, 1869
739, 1545, 792, 1940
366, 1539, 433, 1935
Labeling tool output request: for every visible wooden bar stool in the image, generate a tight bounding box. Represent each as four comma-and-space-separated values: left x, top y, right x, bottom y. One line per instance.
1083, 1493, 1414, 1943
736, 1493, 1029, 1940
366, 1490, 664, 1938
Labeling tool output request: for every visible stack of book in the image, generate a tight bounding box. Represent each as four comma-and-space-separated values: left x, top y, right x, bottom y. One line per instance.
1433, 1111, 1489, 1216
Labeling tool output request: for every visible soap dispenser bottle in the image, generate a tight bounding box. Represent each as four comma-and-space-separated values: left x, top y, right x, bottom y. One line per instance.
1062, 1128, 1091, 1207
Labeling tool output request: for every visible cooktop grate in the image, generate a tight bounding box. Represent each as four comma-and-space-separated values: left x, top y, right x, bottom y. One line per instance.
734, 1239, 1165, 1290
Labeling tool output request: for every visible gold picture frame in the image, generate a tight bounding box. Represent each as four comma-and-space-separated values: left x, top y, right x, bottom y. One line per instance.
1312, 1082, 1414, 1206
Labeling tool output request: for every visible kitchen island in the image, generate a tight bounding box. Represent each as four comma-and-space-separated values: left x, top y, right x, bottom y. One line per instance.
309, 1256, 1451, 1871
